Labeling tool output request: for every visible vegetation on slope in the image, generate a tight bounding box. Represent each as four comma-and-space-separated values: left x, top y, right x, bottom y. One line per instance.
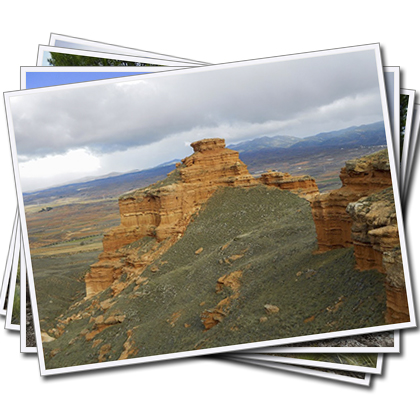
42, 185, 387, 370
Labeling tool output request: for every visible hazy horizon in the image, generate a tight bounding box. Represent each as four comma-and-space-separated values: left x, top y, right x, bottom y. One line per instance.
21, 120, 385, 194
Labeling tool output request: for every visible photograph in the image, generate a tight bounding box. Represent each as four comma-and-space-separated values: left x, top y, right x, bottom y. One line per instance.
2, 2, 420, 419
13, 64, 403, 354
5, 44, 414, 375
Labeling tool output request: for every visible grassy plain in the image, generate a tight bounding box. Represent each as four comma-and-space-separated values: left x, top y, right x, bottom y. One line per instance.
26, 198, 120, 331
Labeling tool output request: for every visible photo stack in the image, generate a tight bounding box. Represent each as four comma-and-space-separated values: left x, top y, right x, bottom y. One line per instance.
1, 34, 418, 386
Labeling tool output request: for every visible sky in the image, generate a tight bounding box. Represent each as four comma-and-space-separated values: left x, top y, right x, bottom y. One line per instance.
10, 48, 386, 192
41, 52, 52, 66
26, 71, 147, 89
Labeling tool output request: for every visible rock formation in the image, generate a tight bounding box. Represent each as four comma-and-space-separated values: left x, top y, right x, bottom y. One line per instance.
85, 138, 317, 298
311, 149, 408, 323
310, 149, 392, 252
347, 188, 408, 323
259, 171, 319, 200
84, 143, 408, 325
346, 188, 397, 272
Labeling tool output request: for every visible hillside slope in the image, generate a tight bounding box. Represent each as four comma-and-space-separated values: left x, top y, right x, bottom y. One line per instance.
43, 185, 386, 369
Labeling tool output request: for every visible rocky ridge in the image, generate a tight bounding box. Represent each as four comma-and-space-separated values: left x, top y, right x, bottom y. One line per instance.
310, 149, 392, 252
85, 138, 317, 298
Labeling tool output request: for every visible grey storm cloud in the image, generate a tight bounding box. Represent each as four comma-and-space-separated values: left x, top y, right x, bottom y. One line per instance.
10, 48, 384, 159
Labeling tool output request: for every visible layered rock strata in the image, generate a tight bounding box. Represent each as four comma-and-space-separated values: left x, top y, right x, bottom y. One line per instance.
259, 171, 319, 200
347, 188, 408, 323
311, 149, 408, 323
85, 138, 317, 298
310, 150, 392, 252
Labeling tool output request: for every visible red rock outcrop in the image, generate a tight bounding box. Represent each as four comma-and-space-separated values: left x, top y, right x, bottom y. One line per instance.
347, 188, 397, 272
347, 188, 408, 323
259, 171, 319, 200
85, 138, 257, 297
311, 149, 408, 324
85, 138, 319, 298
201, 270, 243, 331
201, 296, 233, 331
105, 138, 256, 249
310, 149, 392, 252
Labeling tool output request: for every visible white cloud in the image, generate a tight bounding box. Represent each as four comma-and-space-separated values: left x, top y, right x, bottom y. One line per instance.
9, 47, 385, 191
19, 149, 101, 191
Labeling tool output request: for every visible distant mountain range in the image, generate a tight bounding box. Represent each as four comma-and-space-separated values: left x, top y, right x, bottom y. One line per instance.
23, 121, 386, 204
229, 121, 386, 152
23, 163, 179, 206
230, 135, 302, 152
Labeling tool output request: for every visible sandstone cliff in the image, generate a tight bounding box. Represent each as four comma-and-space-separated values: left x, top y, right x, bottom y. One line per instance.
310, 149, 392, 252
347, 188, 408, 323
259, 171, 319, 200
311, 149, 408, 323
85, 138, 316, 298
